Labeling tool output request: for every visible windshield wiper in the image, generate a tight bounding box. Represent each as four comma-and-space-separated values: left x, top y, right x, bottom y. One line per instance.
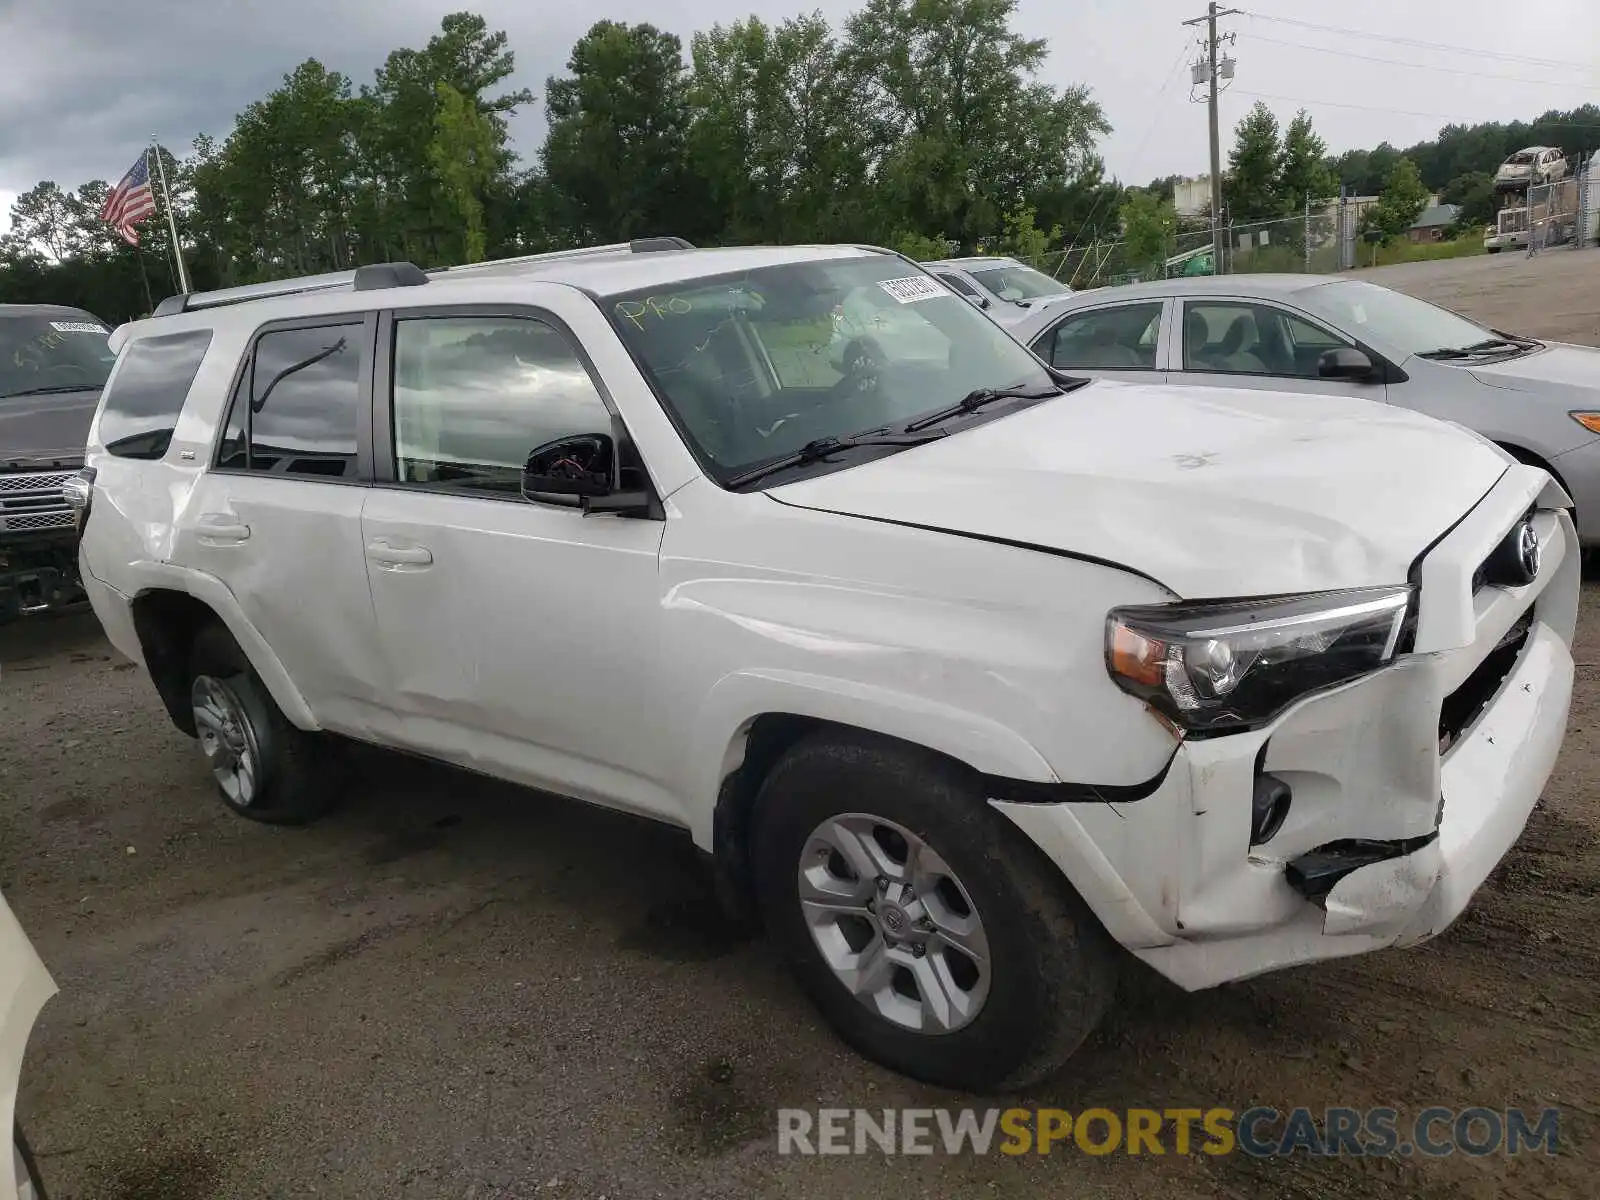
903, 385, 1065, 433
1419, 333, 1543, 361
0, 384, 102, 398
726, 429, 946, 489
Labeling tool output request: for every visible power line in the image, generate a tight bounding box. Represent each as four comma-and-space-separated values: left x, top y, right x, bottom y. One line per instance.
1233, 88, 1600, 129
1242, 11, 1599, 74
1245, 33, 1593, 89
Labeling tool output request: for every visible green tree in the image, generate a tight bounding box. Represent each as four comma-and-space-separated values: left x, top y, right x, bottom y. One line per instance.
1119, 188, 1176, 273
1366, 157, 1431, 242
842, 0, 1108, 250
428, 82, 498, 263
1277, 110, 1334, 208
997, 206, 1059, 262
541, 21, 703, 242
1224, 102, 1283, 222
1442, 170, 1497, 230
686, 14, 873, 243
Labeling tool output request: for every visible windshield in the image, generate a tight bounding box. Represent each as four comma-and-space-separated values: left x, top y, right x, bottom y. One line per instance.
1506, 151, 1536, 165
968, 263, 1067, 302
1295, 280, 1496, 357
0, 314, 115, 399
605, 255, 1056, 481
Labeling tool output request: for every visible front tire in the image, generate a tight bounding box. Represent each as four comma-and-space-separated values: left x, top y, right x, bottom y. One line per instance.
188, 623, 339, 825
751, 730, 1116, 1092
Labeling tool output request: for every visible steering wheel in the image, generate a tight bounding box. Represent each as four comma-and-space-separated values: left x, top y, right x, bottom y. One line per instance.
832, 335, 885, 403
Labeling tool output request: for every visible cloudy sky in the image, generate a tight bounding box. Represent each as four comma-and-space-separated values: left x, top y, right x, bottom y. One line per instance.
1, 0, 1595, 230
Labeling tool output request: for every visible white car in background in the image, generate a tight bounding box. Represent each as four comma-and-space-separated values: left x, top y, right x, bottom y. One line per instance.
1494, 146, 1568, 192
923, 256, 1076, 326
2, 891, 53, 1200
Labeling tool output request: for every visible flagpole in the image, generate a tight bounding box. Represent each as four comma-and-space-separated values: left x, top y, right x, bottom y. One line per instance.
148, 140, 191, 294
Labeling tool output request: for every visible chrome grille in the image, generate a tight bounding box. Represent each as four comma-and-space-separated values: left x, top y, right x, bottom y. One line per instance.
0, 471, 73, 533
0, 470, 72, 493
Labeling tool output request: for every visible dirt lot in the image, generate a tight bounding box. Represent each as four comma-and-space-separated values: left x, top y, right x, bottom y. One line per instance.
4, 251, 1600, 1199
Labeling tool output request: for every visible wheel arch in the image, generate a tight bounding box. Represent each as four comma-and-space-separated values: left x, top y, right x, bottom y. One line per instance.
128, 576, 318, 736
694, 672, 1063, 926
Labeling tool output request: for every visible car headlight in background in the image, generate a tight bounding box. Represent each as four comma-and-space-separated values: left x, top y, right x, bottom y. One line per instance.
1106, 586, 1412, 734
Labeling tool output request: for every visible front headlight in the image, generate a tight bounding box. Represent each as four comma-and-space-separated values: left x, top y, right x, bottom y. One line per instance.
1106, 586, 1412, 734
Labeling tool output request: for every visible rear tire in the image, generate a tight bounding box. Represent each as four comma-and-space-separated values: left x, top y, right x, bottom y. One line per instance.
188, 623, 340, 825
751, 730, 1116, 1093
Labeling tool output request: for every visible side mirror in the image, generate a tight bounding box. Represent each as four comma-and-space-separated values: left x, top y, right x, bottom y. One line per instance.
522, 432, 651, 514
1318, 347, 1377, 381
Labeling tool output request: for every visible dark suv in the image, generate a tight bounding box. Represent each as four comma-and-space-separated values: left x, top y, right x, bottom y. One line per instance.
0, 303, 116, 622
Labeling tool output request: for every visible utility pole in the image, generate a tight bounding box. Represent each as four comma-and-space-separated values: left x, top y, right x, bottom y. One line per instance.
1184, 3, 1239, 273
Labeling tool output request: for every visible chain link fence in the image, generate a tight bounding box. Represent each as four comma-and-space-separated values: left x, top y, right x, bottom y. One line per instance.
1018, 199, 1349, 289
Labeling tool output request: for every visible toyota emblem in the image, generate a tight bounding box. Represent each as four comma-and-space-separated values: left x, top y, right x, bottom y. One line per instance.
1517, 519, 1540, 583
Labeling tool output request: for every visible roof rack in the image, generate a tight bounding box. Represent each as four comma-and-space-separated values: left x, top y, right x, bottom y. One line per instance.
151, 237, 697, 316
432, 236, 696, 277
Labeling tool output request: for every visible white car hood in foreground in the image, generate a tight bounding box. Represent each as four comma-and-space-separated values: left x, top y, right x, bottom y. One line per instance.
770, 380, 1510, 598
1, 893, 54, 1200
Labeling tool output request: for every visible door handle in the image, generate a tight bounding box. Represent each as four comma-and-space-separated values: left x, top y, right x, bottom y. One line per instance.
366, 539, 433, 567
196, 514, 250, 542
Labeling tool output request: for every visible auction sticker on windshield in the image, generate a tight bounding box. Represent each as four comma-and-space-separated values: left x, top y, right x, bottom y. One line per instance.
878, 276, 946, 305
49, 321, 109, 334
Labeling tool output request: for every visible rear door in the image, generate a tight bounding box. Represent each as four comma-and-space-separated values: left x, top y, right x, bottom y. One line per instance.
1022, 299, 1170, 385
1172, 298, 1390, 403
175, 313, 391, 737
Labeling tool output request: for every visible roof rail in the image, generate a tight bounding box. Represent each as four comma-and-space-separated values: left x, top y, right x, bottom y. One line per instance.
151, 236, 696, 315
433, 236, 696, 277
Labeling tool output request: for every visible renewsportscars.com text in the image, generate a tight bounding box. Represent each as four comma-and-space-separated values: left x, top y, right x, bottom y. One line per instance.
777, 1106, 1561, 1157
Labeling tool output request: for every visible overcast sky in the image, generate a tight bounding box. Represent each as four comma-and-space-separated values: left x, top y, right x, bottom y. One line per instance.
1, 0, 1596, 232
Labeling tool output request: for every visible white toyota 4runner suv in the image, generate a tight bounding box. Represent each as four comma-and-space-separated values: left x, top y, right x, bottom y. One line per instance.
71, 240, 1578, 1092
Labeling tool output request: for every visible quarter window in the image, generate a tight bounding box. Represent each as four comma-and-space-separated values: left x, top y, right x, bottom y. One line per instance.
99, 329, 213, 460
218, 323, 364, 477
389, 315, 612, 495
1034, 303, 1162, 370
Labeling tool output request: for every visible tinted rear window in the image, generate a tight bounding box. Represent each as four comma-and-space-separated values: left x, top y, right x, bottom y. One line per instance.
99, 329, 213, 460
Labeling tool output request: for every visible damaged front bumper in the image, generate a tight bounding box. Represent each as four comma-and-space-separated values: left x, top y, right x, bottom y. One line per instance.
996, 469, 1579, 991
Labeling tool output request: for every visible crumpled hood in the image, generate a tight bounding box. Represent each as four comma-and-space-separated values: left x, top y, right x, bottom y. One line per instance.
0, 387, 99, 469
1, 890, 55, 1200
1469, 342, 1600, 395
769, 380, 1509, 598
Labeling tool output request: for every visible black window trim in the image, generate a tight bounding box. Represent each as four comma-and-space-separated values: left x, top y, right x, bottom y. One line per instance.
936, 271, 980, 298
209, 310, 379, 486
1175, 296, 1407, 384
1031, 299, 1168, 373
370, 302, 664, 518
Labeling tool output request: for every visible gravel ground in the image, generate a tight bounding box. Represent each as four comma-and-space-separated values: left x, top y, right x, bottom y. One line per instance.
4, 251, 1600, 1199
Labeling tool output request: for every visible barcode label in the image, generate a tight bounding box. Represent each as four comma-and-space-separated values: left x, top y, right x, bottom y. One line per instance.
877, 276, 946, 305
49, 321, 108, 334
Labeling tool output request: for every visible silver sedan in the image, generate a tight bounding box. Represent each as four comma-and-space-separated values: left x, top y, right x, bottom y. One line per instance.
1009, 274, 1600, 547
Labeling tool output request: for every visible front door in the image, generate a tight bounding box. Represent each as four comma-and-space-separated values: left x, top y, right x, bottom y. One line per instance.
358, 307, 674, 820
1172, 299, 1390, 403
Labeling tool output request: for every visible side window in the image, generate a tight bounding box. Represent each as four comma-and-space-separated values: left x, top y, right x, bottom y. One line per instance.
1182, 302, 1352, 378
1034, 303, 1162, 370
937, 273, 980, 298
218, 322, 363, 477
99, 329, 213, 459
390, 315, 612, 495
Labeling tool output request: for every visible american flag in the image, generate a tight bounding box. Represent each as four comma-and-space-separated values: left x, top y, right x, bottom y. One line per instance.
100, 151, 157, 246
